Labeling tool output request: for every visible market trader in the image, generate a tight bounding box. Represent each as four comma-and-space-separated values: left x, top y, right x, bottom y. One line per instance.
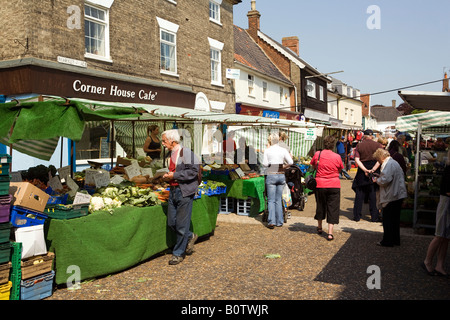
352, 129, 383, 222
162, 129, 201, 265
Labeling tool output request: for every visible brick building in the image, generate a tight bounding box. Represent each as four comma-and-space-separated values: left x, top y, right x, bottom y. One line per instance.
0, 0, 241, 168
0, 0, 241, 112
244, 0, 331, 125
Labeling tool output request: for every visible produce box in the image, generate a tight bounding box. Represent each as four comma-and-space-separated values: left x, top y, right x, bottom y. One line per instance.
45, 203, 88, 220
0, 195, 12, 223
21, 252, 54, 280
0, 242, 11, 264
10, 206, 48, 228
9, 182, 50, 212
0, 262, 11, 285
20, 271, 54, 300
0, 281, 11, 300
0, 222, 11, 244
14, 225, 47, 259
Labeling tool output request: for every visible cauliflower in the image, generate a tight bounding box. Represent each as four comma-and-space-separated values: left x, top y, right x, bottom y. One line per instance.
89, 196, 105, 212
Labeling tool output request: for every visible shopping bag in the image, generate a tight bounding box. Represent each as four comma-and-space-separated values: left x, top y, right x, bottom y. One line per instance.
281, 183, 292, 208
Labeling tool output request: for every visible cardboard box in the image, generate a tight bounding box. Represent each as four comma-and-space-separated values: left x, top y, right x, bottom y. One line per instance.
14, 225, 47, 259
9, 182, 50, 213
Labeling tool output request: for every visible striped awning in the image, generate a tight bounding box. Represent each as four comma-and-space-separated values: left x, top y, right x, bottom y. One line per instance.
395, 111, 450, 132
0, 97, 316, 161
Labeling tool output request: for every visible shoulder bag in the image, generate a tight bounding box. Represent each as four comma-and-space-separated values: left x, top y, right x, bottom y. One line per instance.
305, 151, 322, 191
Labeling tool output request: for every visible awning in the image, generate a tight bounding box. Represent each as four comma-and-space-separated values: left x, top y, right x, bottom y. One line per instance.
0, 97, 316, 160
395, 111, 450, 132
398, 90, 450, 111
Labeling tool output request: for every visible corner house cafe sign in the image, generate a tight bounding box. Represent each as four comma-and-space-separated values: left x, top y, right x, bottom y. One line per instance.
0, 65, 195, 109
73, 79, 158, 101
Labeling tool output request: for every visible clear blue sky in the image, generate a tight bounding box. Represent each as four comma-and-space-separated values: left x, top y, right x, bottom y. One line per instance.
233, 0, 450, 107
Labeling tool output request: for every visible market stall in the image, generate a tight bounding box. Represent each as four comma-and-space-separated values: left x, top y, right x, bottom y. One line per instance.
0, 96, 318, 296
45, 195, 218, 285
395, 110, 450, 230
397, 90, 450, 230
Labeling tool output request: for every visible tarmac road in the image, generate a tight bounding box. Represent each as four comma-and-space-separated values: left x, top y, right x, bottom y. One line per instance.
47, 173, 449, 303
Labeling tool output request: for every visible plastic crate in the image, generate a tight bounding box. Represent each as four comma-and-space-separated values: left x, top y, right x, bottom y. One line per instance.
0, 262, 11, 285
0, 242, 11, 264
21, 252, 54, 280
0, 178, 10, 197
0, 163, 10, 176
20, 270, 54, 300
0, 281, 11, 300
0, 195, 12, 224
0, 154, 11, 164
44, 203, 88, 220
0, 222, 11, 244
9, 242, 22, 300
10, 206, 48, 228
219, 197, 236, 214
236, 198, 252, 216
46, 193, 69, 206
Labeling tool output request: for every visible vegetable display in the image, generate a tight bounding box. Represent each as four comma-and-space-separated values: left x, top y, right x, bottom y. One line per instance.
89, 185, 162, 213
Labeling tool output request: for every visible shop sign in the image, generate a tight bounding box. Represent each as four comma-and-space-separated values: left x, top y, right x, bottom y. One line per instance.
72, 79, 158, 102
226, 68, 240, 79
262, 110, 280, 119
305, 128, 316, 141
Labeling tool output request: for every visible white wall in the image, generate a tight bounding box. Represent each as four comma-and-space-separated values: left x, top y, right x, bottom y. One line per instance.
234, 69, 291, 109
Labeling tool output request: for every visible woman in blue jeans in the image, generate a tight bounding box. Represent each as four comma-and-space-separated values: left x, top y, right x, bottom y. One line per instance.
263, 133, 293, 228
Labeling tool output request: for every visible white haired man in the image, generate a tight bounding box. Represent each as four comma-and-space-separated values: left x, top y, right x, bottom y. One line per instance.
162, 129, 201, 265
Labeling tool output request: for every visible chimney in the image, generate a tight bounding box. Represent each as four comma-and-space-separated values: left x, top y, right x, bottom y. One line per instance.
282, 36, 299, 56
247, 0, 261, 41
392, 99, 396, 108
443, 73, 449, 92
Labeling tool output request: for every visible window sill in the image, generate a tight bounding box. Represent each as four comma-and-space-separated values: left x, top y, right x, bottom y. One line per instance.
84, 53, 113, 64
211, 82, 224, 88
160, 70, 180, 78
209, 18, 222, 27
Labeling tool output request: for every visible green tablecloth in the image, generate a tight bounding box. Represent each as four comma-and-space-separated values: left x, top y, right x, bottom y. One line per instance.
45, 196, 219, 285
207, 175, 266, 213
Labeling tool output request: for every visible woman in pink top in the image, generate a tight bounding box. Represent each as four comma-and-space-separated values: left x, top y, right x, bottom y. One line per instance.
310, 135, 344, 241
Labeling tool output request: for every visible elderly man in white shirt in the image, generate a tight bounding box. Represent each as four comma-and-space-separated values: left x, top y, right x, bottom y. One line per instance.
263, 133, 293, 229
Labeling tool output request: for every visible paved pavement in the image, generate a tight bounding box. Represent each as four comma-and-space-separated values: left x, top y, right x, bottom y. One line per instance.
47, 173, 449, 305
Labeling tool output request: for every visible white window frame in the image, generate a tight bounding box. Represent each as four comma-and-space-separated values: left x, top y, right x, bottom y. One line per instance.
307, 80, 316, 99
248, 75, 255, 97
319, 86, 324, 101
279, 87, 284, 105
157, 17, 179, 77
208, 37, 224, 87
209, 0, 222, 26
262, 81, 268, 100
84, 3, 112, 62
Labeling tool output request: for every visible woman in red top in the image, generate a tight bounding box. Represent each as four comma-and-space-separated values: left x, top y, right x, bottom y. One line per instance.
310, 135, 344, 241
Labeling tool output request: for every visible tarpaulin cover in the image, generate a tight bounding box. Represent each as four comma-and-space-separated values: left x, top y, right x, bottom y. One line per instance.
395, 111, 450, 132
45, 196, 219, 285
0, 99, 144, 160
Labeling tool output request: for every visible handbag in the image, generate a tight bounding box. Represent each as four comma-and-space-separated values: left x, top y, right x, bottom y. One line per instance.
305, 151, 322, 191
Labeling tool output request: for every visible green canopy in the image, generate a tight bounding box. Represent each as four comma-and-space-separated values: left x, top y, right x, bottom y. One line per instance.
0, 99, 145, 160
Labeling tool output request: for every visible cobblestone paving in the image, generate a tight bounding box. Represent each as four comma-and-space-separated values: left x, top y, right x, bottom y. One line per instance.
47, 175, 449, 301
